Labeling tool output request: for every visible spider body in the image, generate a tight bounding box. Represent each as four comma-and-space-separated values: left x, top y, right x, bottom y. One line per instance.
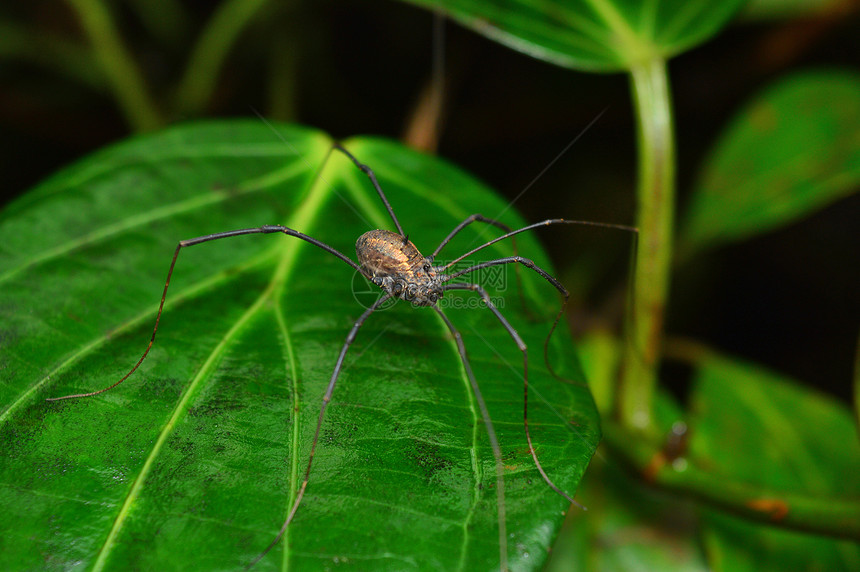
356, 228, 443, 306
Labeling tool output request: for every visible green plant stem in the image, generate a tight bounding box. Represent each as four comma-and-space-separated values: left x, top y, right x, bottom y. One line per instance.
604, 421, 860, 540
618, 58, 676, 435
267, 27, 297, 121
175, 0, 273, 114
65, 0, 163, 131
0, 22, 104, 91
854, 332, 860, 439
127, 0, 190, 48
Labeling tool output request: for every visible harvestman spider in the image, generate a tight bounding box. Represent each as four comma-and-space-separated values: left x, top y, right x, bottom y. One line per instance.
48, 143, 636, 569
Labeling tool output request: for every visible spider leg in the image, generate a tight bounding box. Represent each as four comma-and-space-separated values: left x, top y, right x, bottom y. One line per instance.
332, 143, 406, 237
47, 225, 360, 401
431, 304, 508, 572
246, 292, 394, 570
443, 283, 584, 511
443, 255, 572, 383
442, 218, 638, 270
432, 214, 533, 320
440, 219, 638, 379
431, 214, 513, 260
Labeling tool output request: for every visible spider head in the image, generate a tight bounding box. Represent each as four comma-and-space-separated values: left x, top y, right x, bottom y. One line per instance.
403, 258, 443, 307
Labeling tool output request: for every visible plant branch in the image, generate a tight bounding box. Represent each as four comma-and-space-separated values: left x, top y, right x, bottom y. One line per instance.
175, 0, 273, 114
65, 0, 163, 131
126, 0, 190, 48
0, 22, 104, 91
854, 332, 860, 439
618, 57, 676, 434
267, 24, 297, 121
604, 421, 860, 540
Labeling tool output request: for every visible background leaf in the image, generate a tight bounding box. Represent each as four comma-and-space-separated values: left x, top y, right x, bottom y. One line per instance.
549, 344, 860, 571
0, 121, 599, 570
741, 0, 845, 20
687, 352, 860, 570
547, 453, 708, 572
702, 510, 860, 572
545, 388, 706, 572
397, 0, 747, 71
679, 69, 860, 258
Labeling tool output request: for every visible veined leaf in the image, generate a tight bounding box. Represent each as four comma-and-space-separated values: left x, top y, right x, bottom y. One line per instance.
679, 70, 860, 257
0, 121, 599, 570
396, 0, 746, 72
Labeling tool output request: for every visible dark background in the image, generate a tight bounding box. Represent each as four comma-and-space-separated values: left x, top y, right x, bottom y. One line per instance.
2, 0, 858, 403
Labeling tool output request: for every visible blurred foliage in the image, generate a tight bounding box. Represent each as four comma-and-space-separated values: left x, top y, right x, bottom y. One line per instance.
1, 0, 859, 570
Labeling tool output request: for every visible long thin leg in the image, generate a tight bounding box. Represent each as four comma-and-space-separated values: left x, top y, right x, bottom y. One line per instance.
431, 214, 513, 260
443, 256, 572, 381
441, 222, 638, 380
431, 213, 532, 319
431, 305, 508, 572
245, 293, 393, 570
333, 143, 405, 237
442, 219, 638, 271
46, 226, 360, 401
444, 255, 567, 295
443, 283, 584, 510
441, 219, 637, 380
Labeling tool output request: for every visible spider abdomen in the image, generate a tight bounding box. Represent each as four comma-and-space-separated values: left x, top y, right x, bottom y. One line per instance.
356, 229, 442, 306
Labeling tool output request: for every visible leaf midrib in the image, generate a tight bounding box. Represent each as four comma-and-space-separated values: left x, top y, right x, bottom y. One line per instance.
338, 142, 486, 568
90, 140, 338, 571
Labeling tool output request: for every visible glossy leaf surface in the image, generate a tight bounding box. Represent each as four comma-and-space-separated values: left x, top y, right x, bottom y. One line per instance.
680, 70, 860, 257
398, 0, 745, 71
0, 121, 599, 570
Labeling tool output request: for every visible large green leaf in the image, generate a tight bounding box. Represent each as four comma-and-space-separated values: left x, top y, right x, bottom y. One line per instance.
397, 0, 746, 71
679, 70, 860, 257
0, 121, 599, 570
687, 352, 860, 569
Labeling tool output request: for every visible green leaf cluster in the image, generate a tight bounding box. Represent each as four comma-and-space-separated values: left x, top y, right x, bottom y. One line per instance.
1, 123, 599, 570
2, 0, 858, 570
394, 0, 860, 571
